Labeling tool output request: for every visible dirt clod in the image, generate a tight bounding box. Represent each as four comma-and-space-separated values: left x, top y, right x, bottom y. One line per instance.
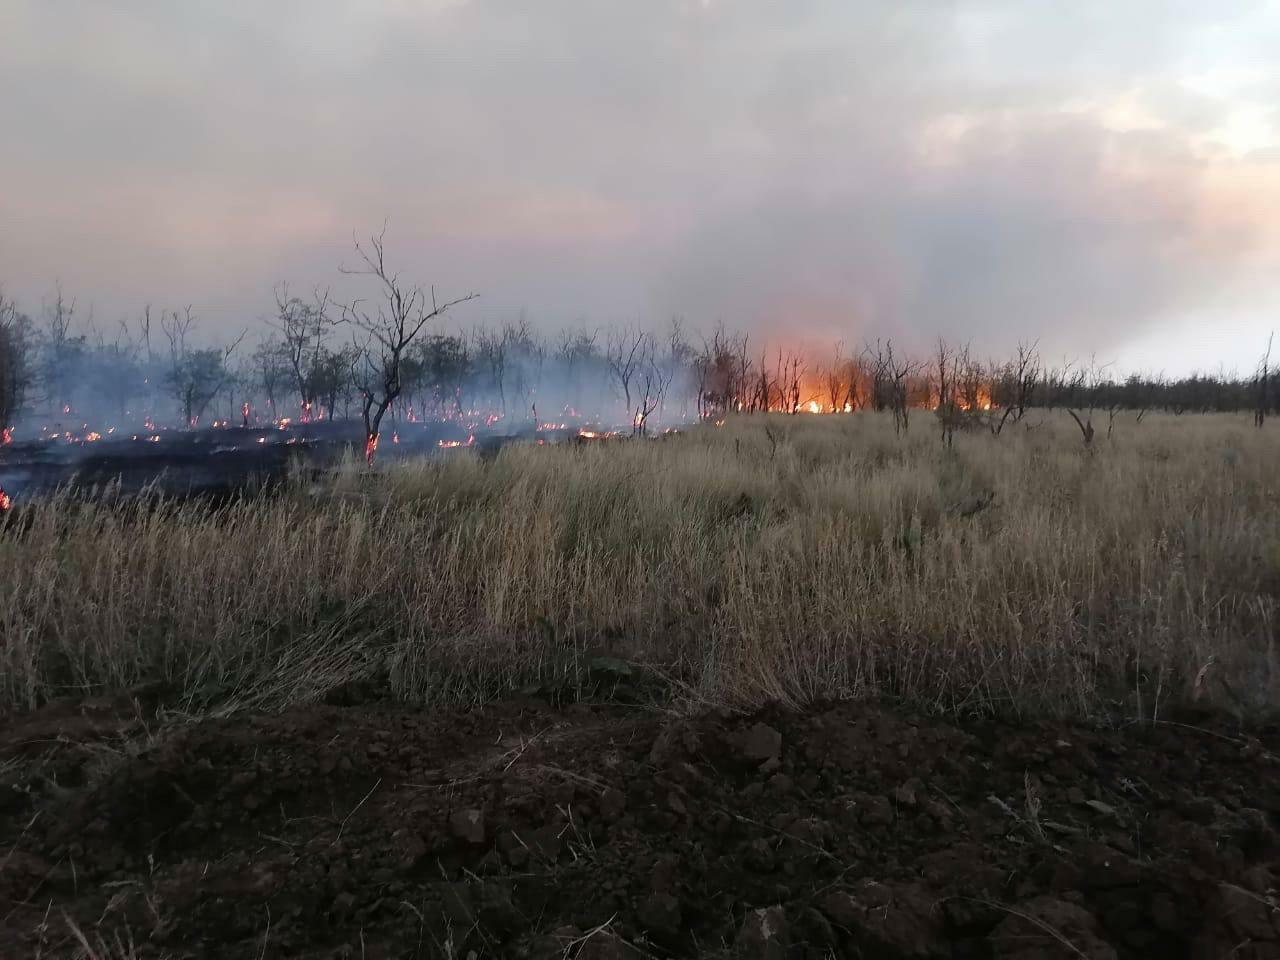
1, 696, 1276, 958
740, 722, 783, 762
989, 897, 1118, 960
737, 904, 788, 959
449, 806, 486, 844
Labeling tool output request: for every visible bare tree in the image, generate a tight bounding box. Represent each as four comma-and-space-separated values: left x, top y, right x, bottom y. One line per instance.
633, 334, 673, 435
161, 307, 246, 426
663, 317, 693, 420
934, 338, 957, 447
1009, 340, 1039, 421
1065, 356, 1109, 447
273, 284, 333, 420
822, 342, 848, 414
0, 288, 33, 432
340, 228, 476, 465
1255, 333, 1273, 428
473, 325, 507, 415
864, 340, 916, 434
606, 324, 646, 421
40, 283, 86, 414
252, 339, 291, 417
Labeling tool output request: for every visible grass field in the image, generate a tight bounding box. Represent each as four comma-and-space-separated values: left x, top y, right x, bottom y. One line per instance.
2, 411, 1277, 720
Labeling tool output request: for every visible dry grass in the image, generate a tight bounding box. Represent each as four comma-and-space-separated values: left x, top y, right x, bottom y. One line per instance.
1, 411, 1277, 719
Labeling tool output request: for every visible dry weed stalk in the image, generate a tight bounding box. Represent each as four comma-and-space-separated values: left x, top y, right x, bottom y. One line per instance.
0, 411, 1275, 719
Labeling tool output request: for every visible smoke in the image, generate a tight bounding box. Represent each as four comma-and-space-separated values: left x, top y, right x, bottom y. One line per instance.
1, 1, 1278, 370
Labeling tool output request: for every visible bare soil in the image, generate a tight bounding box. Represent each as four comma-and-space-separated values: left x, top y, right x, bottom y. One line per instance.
1, 692, 1277, 958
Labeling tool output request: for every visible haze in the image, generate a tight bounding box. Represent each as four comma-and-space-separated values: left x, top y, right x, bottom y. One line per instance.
2, 0, 1279, 374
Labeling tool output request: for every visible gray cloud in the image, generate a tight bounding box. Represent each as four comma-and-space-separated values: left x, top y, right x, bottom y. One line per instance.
1, 0, 1277, 367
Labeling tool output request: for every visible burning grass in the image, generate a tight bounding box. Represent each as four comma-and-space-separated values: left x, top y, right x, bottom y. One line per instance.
1, 412, 1277, 719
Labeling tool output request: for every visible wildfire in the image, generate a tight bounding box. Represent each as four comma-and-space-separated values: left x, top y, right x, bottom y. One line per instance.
0, 487, 10, 512
955, 388, 996, 412
365, 432, 379, 465
1, 427, 11, 445
806, 400, 821, 414
437, 435, 475, 449
84, 432, 102, 442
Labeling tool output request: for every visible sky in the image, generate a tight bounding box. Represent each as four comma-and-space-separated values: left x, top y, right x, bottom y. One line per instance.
2, 0, 1279, 375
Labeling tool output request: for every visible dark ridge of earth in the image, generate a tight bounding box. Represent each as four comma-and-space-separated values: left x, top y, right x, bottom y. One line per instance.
1, 693, 1277, 959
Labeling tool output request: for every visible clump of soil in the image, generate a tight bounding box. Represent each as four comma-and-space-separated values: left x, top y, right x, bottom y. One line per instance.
1, 693, 1277, 958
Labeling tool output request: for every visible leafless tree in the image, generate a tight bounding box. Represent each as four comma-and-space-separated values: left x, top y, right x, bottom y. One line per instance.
1065, 356, 1109, 447
633, 335, 673, 435
777, 349, 805, 413
822, 342, 848, 414
1255, 333, 1273, 428
1009, 340, 1039, 421
340, 228, 476, 465
755, 349, 773, 412
0, 288, 32, 430
273, 284, 333, 420
934, 339, 957, 446
607, 324, 647, 420
252, 339, 291, 416
40, 283, 86, 413
473, 325, 508, 415
161, 307, 246, 426
865, 339, 916, 434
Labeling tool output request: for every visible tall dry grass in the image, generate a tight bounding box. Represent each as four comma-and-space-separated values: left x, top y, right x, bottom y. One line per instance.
1, 411, 1276, 719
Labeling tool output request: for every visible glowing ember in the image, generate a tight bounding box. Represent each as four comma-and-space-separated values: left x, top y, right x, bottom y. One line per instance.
365, 433, 379, 465
1, 427, 11, 445
0, 487, 10, 512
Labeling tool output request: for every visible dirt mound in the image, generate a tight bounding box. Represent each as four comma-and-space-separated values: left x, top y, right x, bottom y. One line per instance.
1, 696, 1277, 958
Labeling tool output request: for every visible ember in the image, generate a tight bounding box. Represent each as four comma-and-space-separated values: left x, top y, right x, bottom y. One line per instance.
0, 487, 10, 512
437, 434, 475, 449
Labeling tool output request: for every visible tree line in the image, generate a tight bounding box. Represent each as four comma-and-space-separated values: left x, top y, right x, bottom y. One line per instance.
2, 231, 1275, 460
